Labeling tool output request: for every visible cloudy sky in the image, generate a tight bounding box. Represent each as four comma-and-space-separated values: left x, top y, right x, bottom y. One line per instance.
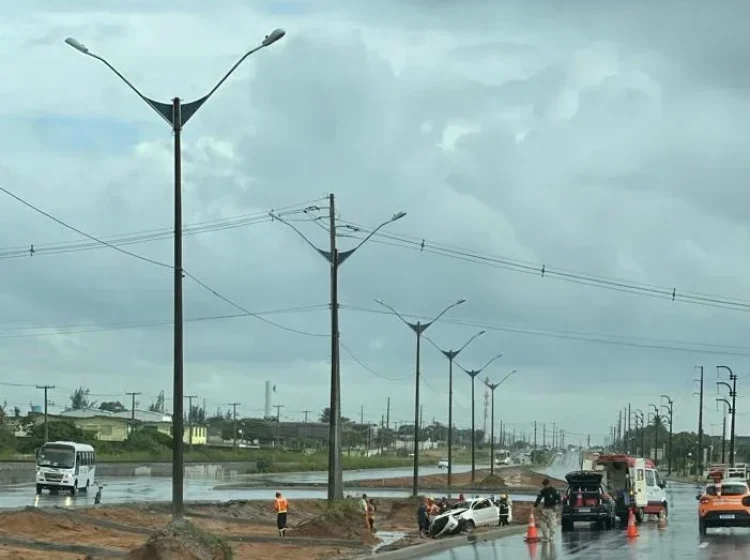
1, 0, 749, 446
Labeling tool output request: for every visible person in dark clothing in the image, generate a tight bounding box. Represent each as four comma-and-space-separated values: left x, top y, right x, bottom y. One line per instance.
533, 479, 560, 541
498, 494, 510, 526
417, 498, 430, 538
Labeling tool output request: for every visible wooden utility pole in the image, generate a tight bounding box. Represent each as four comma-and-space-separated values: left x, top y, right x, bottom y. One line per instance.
185, 395, 197, 453
35, 385, 55, 443
228, 402, 240, 450
302, 410, 311, 423
125, 392, 142, 421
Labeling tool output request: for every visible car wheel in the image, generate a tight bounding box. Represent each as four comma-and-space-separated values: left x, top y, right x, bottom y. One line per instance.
464, 521, 475, 534
662, 503, 668, 518
35, 484, 43, 495
635, 508, 645, 523
699, 519, 707, 536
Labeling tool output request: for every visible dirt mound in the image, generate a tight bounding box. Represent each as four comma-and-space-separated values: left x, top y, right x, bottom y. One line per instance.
477, 474, 506, 488
292, 502, 379, 544
124, 521, 233, 560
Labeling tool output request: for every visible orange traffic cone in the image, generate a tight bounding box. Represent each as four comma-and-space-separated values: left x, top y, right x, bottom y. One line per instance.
524, 511, 540, 543
626, 508, 639, 538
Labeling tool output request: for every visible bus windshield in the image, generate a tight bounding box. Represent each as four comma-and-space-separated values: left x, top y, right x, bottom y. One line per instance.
37, 445, 75, 469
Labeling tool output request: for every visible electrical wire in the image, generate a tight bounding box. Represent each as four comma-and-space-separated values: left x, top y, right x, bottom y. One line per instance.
0, 184, 328, 337
340, 220, 750, 314
339, 341, 409, 381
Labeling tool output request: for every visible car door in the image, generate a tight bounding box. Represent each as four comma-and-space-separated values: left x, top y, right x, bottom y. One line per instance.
632, 459, 647, 508
652, 469, 666, 504
472, 499, 494, 526
644, 469, 657, 506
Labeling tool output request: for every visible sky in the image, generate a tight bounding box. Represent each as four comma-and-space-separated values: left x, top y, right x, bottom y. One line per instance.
1, 0, 749, 447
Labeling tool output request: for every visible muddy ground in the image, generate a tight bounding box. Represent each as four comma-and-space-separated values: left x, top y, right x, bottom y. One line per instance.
356, 467, 565, 492
0, 498, 534, 559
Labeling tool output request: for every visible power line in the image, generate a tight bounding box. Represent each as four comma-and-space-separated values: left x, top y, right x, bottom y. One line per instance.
0, 304, 330, 339
0, 185, 327, 337
340, 221, 750, 314
0, 198, 327, 260
339, 340, 409, 381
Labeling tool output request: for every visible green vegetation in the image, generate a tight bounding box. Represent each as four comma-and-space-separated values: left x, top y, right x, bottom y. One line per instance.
0, 419, 425, 471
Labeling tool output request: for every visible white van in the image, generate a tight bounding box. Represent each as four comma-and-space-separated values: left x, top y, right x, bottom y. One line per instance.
35, 441, 96, 496
595, 454, 667, 523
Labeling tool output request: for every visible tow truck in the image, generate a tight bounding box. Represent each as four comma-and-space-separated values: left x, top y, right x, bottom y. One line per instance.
593, 454, 667, 523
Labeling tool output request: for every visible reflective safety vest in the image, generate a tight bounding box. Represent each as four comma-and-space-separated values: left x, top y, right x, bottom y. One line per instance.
274, 497, 288, 513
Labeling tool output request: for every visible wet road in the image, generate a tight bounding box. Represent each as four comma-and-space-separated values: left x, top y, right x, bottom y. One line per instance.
0, 462, 534, 510
433, 452, 750, 559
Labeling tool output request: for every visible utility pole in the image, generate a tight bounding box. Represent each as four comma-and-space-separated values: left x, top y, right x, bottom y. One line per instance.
627, 403, 631, 454
274, 404, 284, 447
419, 406, 423, 431
660, 395, 673, 475
361, 406, 364, 425
327, 193, 343, 500
542, 424, 546, 448
303, 410, 311, 423
717, 365, 738, 467
185, 395, 197, 453
386, 397, 391, 430
125, 392, 142, 421
552, 422, 556, 449
617, 411, 622, 452
695, 366, 705, 479
228, 402, 240, 450
533, 421, 537, 450
35, 385, 55, 443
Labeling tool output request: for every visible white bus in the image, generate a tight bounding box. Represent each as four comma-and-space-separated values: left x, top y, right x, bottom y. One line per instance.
35, 441, 96, 496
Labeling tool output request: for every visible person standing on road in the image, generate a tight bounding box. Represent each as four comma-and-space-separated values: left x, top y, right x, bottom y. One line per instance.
533, 479, 560, 542
417, 498, 430, 538
274, 491, 289, 537
360, 494, 369, 529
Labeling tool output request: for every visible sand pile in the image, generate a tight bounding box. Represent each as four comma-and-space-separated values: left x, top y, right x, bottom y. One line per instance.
293, 502, 379, 544
124, 521, 232, 560
477, 474, 507, 488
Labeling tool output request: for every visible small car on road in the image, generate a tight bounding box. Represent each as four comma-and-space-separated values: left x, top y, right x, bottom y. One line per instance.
697, 479, 750, 535
437, 458, 449, 469
561, 470, 616, 531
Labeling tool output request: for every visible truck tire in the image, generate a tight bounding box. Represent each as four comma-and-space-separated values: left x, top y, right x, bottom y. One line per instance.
36, 484, 43, 495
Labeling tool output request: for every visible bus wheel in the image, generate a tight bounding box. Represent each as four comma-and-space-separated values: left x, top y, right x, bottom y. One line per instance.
83, 480, 90, 493
36, 484, 42, 495
70, 483, 77, 497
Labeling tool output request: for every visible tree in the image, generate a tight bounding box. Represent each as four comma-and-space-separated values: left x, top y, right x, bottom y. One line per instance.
99, 401, 126, 413
70, 387, 94, 410
148, 391, 165, 413
20, 421, 89, 453
319, 408, 350, 424
13, 406, 20, 418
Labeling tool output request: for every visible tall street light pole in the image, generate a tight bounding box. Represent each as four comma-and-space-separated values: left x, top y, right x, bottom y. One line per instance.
271, 203, 406, 501
716, 365, 738, 467
634, 409, 645, 458
695, 365, 705, 479
716, 397, 733, 464
429, 330, 485, 489
65, 29, 286, 520
648, 404, 660, 465
660, 395, 673, 475
456, 354, 504, 483
376, 298, 466, 497
484, 370, 518, 477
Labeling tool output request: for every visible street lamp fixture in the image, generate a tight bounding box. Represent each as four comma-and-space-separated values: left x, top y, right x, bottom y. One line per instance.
271, 204, 406, 502
375, 298, 466, 497
65, 29, 285, 520
455, 353, 504, 483
484, 369, 518, 477
429, 330, 485, 489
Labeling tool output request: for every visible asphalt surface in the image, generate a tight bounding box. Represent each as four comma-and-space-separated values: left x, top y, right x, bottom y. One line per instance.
0, 462, 537, 509
430, 452, 750, 559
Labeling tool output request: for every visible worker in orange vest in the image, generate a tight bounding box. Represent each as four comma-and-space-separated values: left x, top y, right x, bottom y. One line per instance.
274, 492, 289, 537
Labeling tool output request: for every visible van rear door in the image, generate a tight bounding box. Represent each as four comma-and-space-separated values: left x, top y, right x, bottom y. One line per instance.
632, 458, 647, 508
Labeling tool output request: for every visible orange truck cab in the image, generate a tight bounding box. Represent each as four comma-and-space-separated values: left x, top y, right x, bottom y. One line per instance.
594, 454, 667, 523
697, 473, 750, 535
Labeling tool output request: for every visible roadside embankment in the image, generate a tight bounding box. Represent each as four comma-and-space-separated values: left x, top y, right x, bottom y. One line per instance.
0, 497, 535, 559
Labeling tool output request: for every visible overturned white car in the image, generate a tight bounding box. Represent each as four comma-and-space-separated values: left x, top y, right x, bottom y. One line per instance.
428, 498, 508, 538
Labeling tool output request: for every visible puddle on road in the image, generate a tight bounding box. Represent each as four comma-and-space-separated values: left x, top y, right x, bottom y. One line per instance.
373, 531, 406, 552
